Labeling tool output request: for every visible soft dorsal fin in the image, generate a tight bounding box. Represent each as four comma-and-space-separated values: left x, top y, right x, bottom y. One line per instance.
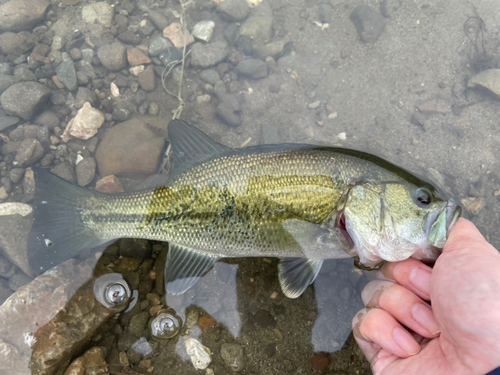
168, 120, 231, 173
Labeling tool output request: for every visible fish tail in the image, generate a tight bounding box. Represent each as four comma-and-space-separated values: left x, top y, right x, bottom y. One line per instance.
28, 167, 108, 273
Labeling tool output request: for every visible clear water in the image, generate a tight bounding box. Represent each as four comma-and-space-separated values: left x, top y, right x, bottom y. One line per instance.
0, 0, 499, 374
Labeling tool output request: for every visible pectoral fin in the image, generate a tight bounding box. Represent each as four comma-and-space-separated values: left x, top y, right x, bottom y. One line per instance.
278, 258, 323, 298
164, 243, 220, 295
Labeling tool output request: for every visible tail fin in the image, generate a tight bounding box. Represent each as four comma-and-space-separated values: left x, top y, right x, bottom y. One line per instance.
28, 167, 106, 273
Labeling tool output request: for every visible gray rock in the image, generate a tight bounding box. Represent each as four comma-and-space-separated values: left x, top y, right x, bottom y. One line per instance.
14, 64, 36, 81
253, 41, 285, 59
192, 20, 215, 43
39, 153, 54, 167
0, 0, 49, 32
138, 65, 155, 91
81, 48, 94, 63
0, 31, 35, 59
8, 273, 32, 291
23, 169, 35, 201
118, 30, 142, 45
141, 19, 155, 36
318, 3, 333, 24
0, 208, 34, 277
214, 80, 227, 99
220, 343, 245, 372
0, 115, 20, 132
9, 124, 49, 147
235, 35, 252, 55
0, 255, 14, 278
190, 41, 229, 68
82, 2, 114, 27
14, 138, 44, 167
158, 46, 182, 65
467, 69, 500, 99
0, 63, 13, 75
235, 59, 268, 79
0, 74, 21, 95
199, 69, 221, 85
0, 82, 51, 120
223, 23, 240, 45
50, 161, 76, 183
128, 311, 150, 337
76, 157, 96, 186
34, 110, 60, 130
240, 17, 274, 44
75, 87, 95, 108
349, 5, 386, 43
97, 42, 127, 71
119, 238, 151, 258
9, 167, 24, 183
253, 309, 276, 328
216, 95, 241, 127
149, 37, 173, 57
217, 0, 250, 21
56, 60, 77, 91
148, 11, 169, 31
0, 279, 11, 305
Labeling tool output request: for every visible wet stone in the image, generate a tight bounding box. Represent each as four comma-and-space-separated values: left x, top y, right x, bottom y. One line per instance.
118, 30, 142, 45
216, 95, 241, 127
56, 60, 77, 91
148, 102, 159, 116
0, 74, 21, 95
0, 115, 20, 132
51, 161, 76, 183
0, 279, 12, 305
0, 254, 14, 278
235, 59, 268, 79
236, 35, 253, 55
0, 82, 51, 120
349, 5, 386, 43
127, 48, 151, 66
200, 69, 220, 85
217, 0, 249, 21
192, 20, 215, 43
0, 0, 49, 33
82, 2, 114, 27
220, 343, 245, 372
98, 42, 127, 71
76, 156, 96, 187
224, 23, 240, 45
138, 65, 156, 91
253, 309, 276, 328
240, 16, 274, 44
14, 138, 44, 167
148, 37, 172, 57
64, 346, 108, 375
311, 352, 331, 372
190, 41, 229, 68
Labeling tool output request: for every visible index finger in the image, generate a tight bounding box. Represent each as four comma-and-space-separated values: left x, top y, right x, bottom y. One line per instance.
378, 259, 432, 301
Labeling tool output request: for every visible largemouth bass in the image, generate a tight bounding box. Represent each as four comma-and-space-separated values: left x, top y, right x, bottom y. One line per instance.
28, 120, 461, 298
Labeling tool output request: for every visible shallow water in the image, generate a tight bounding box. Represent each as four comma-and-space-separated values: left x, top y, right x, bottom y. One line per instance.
0, 0, 499, 374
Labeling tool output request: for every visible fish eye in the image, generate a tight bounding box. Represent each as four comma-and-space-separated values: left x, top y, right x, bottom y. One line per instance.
414, 188, 432, 207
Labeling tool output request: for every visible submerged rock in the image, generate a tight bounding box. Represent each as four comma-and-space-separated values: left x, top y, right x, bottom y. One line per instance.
97, 42, 127, 71
163, 23, 194, 49
29, 267, 127, 375
0, 258, 96, 375
220, 343, 245, 372
95, 118, 165, 177
64, 347, 108, 375
192, 20, 215, 43
217, 0, 250, 21
61, 102, 105, 142
0, 82, 51, 120
350, 5, 386, 43
467, 69, 500, 99
0, 0, 49, 32
82, 2, 114, 28
190, 41, 229, 68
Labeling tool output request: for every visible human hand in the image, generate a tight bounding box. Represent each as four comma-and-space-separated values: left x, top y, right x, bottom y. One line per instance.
352, 218, 500, 375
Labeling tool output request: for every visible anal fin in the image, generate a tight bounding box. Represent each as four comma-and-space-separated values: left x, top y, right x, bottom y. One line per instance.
164, 243, 220, 295
278, 258, 323, 298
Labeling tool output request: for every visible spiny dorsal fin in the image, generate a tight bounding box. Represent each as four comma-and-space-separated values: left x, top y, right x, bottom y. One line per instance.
168, 120, 231, 173
278, 258, 324, 298
164, 243, 220, 295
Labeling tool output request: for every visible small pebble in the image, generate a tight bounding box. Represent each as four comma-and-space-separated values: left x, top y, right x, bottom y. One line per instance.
308, 100, 320, 109
148, 102, 159, 116
337, 132, 346, 140
110, 82, 120, 97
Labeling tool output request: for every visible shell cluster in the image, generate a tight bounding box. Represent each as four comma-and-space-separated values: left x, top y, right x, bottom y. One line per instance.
93, 273, 131, 309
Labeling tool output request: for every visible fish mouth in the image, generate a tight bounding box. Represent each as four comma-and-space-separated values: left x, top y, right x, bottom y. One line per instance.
337, 210, 354, 249
426, 198, 462, 248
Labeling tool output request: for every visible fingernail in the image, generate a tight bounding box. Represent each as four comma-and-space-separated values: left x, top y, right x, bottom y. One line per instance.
409, 266, 431, 297
412, 303, 440, 334
393, 327, 420, 355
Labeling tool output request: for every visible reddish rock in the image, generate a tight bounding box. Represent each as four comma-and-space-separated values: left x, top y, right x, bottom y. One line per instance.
95, 118, 165, 177
95, 174, 124, 193
311, 352, 331, 372
198, 315, 216, 329
127, 48, 151, 66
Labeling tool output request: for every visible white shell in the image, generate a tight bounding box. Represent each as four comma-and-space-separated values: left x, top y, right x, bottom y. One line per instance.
185, 337, 211, 370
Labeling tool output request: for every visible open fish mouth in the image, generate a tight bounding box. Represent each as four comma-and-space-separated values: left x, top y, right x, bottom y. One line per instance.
426, 198, 462, 248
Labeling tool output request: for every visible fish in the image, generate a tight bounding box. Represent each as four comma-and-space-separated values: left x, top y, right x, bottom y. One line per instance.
28, 119, 461, 298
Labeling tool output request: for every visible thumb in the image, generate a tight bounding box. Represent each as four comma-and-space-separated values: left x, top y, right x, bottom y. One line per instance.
443, 218, 499, 258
